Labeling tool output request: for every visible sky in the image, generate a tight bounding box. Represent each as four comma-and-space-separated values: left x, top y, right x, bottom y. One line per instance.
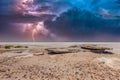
0, 0, 120, 42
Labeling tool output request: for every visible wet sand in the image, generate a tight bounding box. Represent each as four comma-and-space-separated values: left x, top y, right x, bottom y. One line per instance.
0, 43, 120, 80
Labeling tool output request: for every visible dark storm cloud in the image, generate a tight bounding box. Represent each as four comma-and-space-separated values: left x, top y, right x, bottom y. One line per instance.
45, 8, 120, 41
0, 0, 15, 15
0, 0, 120, 41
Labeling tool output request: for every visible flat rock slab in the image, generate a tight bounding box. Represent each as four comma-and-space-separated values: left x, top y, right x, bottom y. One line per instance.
81, 45, 112, 54
45, 48, 71, 55
33, 53, 44, 56
81, 45, 111, 50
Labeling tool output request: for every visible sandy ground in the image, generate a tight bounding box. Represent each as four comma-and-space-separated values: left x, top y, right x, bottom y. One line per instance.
0, 43, 120, 80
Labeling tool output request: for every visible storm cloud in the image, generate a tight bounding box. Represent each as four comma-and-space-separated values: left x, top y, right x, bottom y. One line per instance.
0, 0, 120, 41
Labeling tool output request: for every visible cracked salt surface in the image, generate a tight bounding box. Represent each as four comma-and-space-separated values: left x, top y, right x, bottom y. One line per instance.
97, 57, 120, 70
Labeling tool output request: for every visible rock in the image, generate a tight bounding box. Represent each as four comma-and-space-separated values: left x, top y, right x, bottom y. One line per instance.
33, 53, 44, 56
0, 68, 6, 72
69, 45, 80, 48
81, 45, 112, 54
45, 48, 71, 55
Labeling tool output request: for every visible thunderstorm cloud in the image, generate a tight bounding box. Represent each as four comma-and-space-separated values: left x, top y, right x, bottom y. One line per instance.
0, 0, 120, 41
